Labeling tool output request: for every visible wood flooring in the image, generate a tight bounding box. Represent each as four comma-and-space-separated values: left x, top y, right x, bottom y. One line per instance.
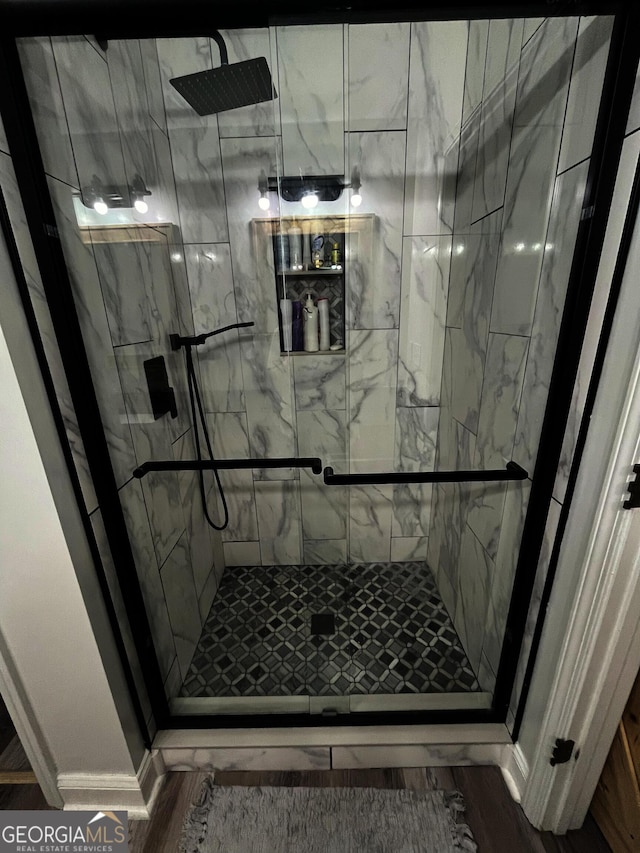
0, 766, 611, 852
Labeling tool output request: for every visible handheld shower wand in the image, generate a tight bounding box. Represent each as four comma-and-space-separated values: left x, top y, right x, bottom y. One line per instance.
173, 321, 255, 531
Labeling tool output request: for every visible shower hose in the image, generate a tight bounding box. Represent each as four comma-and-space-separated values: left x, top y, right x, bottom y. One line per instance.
184, 344, 229, 531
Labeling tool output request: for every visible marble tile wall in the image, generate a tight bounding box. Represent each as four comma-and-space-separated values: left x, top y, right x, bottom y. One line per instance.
156, 23, 468, 566
13, 36, 225, 702
430, 15, 614, 703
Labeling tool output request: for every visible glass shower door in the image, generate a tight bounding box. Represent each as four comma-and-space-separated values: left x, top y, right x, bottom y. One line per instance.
9, 8, 617, 722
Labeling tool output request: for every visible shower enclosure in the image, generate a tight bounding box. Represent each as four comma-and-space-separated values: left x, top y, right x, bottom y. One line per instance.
0, 3, 633, 734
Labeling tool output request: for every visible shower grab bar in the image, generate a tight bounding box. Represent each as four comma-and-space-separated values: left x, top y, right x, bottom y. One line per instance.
132, 457, 323, 479
322, 460, 528, 486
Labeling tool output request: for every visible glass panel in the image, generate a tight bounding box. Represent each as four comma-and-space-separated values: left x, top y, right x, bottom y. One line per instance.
12, 11, 615, 720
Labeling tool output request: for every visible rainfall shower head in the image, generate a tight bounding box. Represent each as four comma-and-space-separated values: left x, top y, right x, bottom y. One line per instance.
170, 31, 277, 116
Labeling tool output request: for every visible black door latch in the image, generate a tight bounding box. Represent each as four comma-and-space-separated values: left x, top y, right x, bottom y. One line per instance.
550, 738, 575, 766
624, 464, 640, 509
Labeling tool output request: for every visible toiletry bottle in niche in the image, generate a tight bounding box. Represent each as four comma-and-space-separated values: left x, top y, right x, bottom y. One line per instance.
292, 301, 303, 351
318, 298, 330, 351
275, 233, 290, 273
280, 298, 293, 352
331, 241, 341, 269
289, 227, 303, 271
311, 234, 324, 268
303, 293, 319, 352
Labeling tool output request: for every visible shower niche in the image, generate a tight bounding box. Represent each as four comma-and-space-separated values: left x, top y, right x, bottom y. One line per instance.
252, 214, 374, 355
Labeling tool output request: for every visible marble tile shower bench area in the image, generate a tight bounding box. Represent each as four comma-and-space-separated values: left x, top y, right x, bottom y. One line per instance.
181, 561, 479, 702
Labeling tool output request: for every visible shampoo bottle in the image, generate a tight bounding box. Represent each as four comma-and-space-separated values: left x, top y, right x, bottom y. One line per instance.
318, 297, 330, 351
303, 293, 319, 352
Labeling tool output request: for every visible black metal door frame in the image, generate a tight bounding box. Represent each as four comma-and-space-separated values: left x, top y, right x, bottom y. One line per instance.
0, 0, 638, 735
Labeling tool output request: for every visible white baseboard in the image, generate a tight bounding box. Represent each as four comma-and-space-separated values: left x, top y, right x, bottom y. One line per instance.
57, 749, 165, 820
501, 743, 529, 803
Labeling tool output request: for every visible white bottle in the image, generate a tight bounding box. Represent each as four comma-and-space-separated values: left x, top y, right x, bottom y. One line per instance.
280, 298, 293, 352
318, 297, 330, 351
289, 227, 303, 270
303, 293, 319, 352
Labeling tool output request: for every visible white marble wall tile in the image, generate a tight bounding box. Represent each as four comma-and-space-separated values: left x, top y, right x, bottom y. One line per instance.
557, 17, 614, 175
522, 19, 545, 47
404, 21, 468, 236
223, 541, 262, 567
276, 25, 344, 176
140, 40, 167, 133
114, 341, 185, 567
91, 236, 153, 347
297, 409, 347, 541
0, 153, 97, 513
482, 480, 531, 677
471, 19, 523, 222
172, 429, 215, 598
185, 243, 244, 413
348, 24, 410, 131
490, 19, 578, 336
391, 407, 438, 538
149, 126, 181, 228
47, 177, 137, 488
18, 37, 78, 187
160, 532, 202, 680
627, 64, 640, 135
107, 40, 158, 196
455, 525, 495, 674
219, 136, 281, 333
514, 162, 589, 474
397, 236, 450, 407
303, 539, 347, 564
293, 354, 346, 411
209, 411, 259, 542
489, 128, 561, 336
555, 133, 640, 503
347, 329, 398, 473
90, 508, 152, 723
254, 480, 302, 565
346, 131, 406, 330
463, 21, 489, 121
157, 38, 229, 243
508, 497, 562, 723
478, 652, 496, 694
242, 333, 297, 479
466, 333, 528, 559
118, 478, 176, 680
162, 746, 330, 771
217, 29, 279, 138
452, 107, 480, 233
475, 334, 529, 469
391, 537, 428, 562
349, 484, 392, 563
515, 18, 579, 130
52, 36, 128, 193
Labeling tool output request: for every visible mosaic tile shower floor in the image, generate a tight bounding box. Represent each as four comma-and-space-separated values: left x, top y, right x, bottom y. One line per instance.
181, 561, 480, 698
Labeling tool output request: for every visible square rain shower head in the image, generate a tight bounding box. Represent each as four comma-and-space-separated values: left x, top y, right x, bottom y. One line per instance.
170, 58, 277, 116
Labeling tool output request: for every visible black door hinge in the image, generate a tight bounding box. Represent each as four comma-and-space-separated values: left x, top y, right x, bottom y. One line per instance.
550, 738, 575, 766
624, 464, 640, 509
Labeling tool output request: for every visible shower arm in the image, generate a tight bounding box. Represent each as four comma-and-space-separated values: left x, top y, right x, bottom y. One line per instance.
211, 30, 229, 66
170, 321, 255, 351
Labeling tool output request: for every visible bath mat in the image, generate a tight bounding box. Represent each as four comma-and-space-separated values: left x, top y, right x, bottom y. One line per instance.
180, 778, 477, 852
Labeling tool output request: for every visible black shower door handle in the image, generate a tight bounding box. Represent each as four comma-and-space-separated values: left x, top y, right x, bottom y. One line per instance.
133, 457, 323, 479
322, 460, 528, 486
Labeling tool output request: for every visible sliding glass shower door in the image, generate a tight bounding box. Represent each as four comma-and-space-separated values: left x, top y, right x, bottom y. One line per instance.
8, 9, 617, 723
